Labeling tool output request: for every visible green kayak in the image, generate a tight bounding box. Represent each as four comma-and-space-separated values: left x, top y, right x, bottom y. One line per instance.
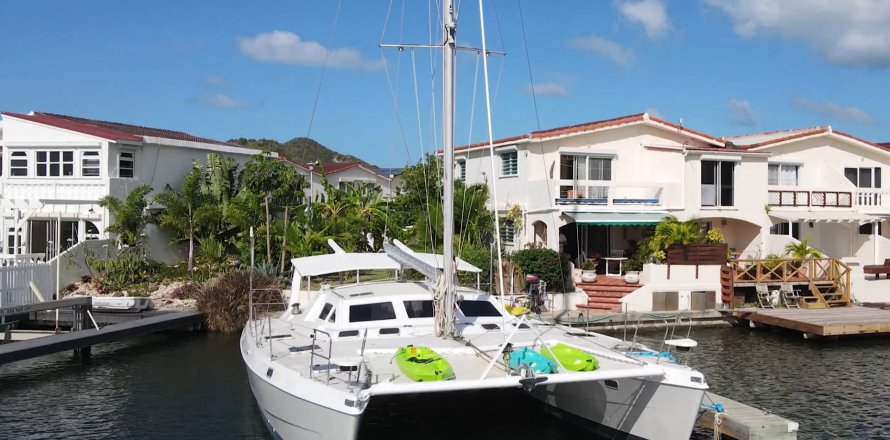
394, 345, 455, 382
542, 343, 599, 372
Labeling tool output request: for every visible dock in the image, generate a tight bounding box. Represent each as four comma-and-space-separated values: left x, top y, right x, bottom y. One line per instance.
724, 306, 890, 338
0, 297, 203, 364
698, 391, 798, 440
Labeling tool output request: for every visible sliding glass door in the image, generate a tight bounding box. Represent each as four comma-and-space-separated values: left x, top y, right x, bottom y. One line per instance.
701, 160, 735, 207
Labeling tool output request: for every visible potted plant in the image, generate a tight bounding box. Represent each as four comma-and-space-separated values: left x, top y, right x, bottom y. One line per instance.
783, 238, 825, 278
623, 258, 642, 284
580, 260, 597, 283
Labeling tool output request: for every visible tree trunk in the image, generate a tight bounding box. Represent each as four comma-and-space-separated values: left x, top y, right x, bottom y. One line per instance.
279, 205, 289, 274
265, 193, 272, 265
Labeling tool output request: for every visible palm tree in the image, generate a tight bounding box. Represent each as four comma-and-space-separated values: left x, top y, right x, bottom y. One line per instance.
98, 184, 153, 247
648, 216, 701, 253
154, 168, 217, 270
784, 238, 825, 259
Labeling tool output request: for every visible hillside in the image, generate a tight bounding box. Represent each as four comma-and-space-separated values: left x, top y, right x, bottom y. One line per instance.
229, 137, 372, 167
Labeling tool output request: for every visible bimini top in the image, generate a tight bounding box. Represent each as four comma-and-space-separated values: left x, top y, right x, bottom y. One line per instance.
290, 252, 481, 279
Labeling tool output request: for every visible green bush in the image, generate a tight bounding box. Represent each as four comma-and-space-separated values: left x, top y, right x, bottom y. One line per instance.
512, 248, 569, 292
458, 247, 492, 291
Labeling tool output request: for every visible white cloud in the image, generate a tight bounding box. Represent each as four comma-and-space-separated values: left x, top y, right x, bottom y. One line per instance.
727, 99, 758, 126
238, 30, 381, 70
204, 76, 225, 87
618, 0, 672, 37
704, 0, 890, 67
644, 107, 665, 119
524, 82, 569, 97
199, 94, 248, 109
567, 35, 636, 66
790, 97, 875, 125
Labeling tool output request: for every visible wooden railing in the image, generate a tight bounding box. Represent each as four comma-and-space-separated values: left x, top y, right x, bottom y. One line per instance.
767, 190, 852, 208
729, 258, 852, 308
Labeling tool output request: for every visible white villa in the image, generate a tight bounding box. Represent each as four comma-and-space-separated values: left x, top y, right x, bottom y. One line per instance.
455, 113, 890, 311
284, 160, 401, 200
0, 111, 264, 263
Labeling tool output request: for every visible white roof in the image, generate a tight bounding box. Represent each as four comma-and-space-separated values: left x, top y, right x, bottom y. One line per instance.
724, 127, 823, 145
290, 251, 482, 278
770, 210, 883, 223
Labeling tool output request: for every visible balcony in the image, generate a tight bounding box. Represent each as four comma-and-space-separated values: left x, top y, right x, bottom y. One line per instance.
555, 181, 663, 207
1, 180, 108, 202
855, 190, 890, 212
767, 190, 852, 208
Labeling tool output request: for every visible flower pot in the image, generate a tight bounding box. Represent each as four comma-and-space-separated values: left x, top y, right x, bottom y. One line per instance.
624, 271, 640, 284
572, 268, 583, 284
580, 270, 597, 283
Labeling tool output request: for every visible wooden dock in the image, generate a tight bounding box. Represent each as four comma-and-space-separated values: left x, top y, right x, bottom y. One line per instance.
698, 391, 799, 440
0, 297, 203, 364
725, 306, 890, 338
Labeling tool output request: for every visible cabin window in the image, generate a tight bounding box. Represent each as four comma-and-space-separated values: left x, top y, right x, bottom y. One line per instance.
404, 300, 434, 318
500, 151, 518, 177
349, 302, 397, 322
36, 151, 75, 177
10, 151, 28, 176
458, 300, 502, 317
119, 152, 135, 178
81, 151, 101, 177
318, 303, 334, 320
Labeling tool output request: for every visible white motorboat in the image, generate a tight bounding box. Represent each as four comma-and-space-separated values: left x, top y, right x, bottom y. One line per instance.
241, 1, 708, 438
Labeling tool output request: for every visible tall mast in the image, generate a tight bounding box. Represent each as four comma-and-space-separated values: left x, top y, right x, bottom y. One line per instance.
441, 0, 456, 337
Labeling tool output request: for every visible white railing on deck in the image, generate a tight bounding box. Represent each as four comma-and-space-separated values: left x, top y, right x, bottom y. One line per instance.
2, 181, 107, 201
855, 191, 890, 209
555, 180, 663, 206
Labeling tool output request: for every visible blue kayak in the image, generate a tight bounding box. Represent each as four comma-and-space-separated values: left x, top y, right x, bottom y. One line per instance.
509, 346, 556, 374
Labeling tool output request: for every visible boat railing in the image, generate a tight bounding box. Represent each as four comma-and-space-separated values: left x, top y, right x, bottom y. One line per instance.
250, 296, 288, 348
309, 328, 335, 383
624, 312, 696, 365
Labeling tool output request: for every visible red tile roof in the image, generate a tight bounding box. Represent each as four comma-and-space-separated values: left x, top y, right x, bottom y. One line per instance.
281, 158, 392, 179
453, 112, 724, 152
734, 127, 890, 152
1, 111, 239, 147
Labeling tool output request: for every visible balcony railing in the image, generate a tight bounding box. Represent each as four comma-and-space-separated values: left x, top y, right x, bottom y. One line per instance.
855, 190, 890, 209
767, 190, 852, 208
555, 181, 662, 206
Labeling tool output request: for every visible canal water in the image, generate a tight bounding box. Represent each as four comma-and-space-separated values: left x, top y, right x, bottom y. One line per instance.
1, 326, 888, 439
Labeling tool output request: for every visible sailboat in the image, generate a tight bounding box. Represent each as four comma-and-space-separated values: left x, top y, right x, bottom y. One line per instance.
240, 2, 708, 439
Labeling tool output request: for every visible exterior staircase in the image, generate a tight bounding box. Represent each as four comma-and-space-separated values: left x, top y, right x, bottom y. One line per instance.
575, 276, 641, 313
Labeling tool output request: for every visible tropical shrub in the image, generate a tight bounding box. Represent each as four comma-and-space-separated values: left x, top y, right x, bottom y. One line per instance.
458, 247, 492, 291
193, 271, 281, 333
784, 238, 825, 259
512, 248, 570, 292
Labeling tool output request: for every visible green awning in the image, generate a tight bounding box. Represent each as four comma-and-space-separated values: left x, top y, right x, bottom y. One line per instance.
565, 212, 668, 225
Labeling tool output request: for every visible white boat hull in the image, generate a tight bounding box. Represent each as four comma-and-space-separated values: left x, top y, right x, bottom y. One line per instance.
246, 366, 362, 440
533, 377, 705, 440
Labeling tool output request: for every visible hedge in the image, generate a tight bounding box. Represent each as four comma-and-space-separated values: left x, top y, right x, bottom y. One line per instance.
512, 248, 569, 293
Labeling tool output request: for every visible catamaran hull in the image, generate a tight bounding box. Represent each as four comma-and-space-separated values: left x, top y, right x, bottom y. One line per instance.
245, 367, 362, 440
532, 377, 705, 440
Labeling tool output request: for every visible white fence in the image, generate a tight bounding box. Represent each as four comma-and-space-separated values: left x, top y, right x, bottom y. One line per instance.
0, 239, 112, 308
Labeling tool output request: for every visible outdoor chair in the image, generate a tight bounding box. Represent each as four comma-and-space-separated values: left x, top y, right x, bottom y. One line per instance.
779, 283, 801, 308
755, 284, 777, 308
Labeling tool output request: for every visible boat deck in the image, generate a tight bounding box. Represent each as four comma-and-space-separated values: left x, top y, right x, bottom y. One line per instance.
724, 306, 890, 338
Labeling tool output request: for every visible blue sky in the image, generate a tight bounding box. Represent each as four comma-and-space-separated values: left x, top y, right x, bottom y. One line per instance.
2, 0, 890, 166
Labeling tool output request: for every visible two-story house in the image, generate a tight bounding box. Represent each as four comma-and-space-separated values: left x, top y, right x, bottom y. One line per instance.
284, 160, 400, 200
0, 111, 263, 262
455, 113, 890, 270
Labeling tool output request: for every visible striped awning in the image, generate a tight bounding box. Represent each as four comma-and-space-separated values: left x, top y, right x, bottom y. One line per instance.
565, 212, 668, 225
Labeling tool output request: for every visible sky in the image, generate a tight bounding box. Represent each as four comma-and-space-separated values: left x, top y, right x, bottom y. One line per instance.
2, 0, 890, 167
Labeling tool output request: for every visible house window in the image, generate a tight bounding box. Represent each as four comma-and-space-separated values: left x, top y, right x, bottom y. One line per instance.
36, 151, 75, 177
457, 159, 466, 182
500, 218, 515, 244
500, 151, 518, 177
845, 167, 881, 188
10, 151, 28, 176
559, 155, 612, 181
701, 160, 735, 207
82, 151, 100, 177
768, 164, 799, 186
859, 223, 883, 235
770, 222, 800, 239
119, 152, 135, 178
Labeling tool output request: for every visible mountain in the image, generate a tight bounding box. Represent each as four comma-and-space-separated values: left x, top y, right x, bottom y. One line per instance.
229, 137, 372, 167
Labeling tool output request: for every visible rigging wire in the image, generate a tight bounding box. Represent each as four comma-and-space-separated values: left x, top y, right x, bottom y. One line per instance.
518, 0, 569, 291
305, 0, 344, 145
477, 0, 507, 304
